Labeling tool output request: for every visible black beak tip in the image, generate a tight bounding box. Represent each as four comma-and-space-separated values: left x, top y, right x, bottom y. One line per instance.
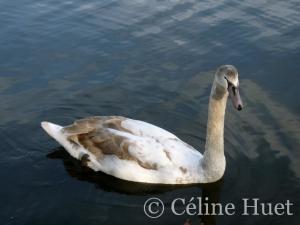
237, 105, 243, 111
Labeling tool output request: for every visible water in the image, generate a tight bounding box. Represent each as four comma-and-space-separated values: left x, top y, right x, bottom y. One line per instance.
1, 0, 299, 224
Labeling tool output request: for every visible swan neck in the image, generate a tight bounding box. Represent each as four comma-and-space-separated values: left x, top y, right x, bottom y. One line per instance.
200, 82, 228, 182
205, 88, 227, 155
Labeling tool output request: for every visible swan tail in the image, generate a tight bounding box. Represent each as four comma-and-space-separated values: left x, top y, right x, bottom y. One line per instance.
41, 121, 74, 151
41, 121, 64, 141
41, 121, 92, 163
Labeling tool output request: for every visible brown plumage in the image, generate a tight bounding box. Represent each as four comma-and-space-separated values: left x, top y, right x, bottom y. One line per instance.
63, 116, 158, 170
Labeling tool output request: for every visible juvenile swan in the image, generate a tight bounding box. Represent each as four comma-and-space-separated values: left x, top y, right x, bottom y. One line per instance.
41, 65, 243, 184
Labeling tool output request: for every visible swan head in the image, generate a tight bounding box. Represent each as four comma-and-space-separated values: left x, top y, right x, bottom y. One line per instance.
214, 65, 243, 111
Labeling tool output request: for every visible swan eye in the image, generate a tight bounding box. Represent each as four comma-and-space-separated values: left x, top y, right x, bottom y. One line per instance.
224, 76, 232, 86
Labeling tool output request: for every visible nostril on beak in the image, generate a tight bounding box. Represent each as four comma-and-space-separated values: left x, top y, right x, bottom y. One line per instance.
237, 105, 242, 111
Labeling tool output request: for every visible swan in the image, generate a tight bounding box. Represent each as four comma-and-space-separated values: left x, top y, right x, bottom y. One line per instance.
41, 65, 243, 184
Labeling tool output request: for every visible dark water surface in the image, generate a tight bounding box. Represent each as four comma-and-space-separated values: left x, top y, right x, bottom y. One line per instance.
1, 0, 299, 224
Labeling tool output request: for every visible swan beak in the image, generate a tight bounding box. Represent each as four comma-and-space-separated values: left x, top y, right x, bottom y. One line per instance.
228, 85, 243, 111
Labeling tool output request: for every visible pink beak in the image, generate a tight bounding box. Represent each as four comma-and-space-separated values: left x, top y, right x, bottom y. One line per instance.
228, 84, 243, 111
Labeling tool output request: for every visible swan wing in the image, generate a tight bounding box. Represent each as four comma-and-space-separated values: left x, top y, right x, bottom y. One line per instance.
62, 116, 201, 169
62, 116, 174, 169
